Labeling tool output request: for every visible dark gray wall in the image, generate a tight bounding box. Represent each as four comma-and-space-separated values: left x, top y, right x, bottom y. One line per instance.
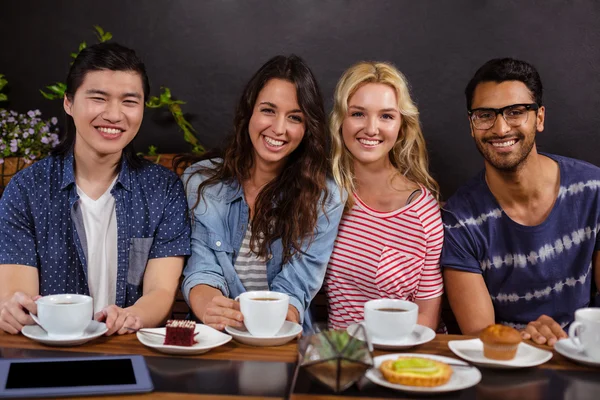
1, 0, 599, 198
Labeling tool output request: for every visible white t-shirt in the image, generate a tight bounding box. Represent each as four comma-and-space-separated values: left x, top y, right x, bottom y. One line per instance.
76, 179, 118, 314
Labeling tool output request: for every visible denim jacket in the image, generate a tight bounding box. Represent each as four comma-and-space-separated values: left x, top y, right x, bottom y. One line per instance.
181, 159, 344, 330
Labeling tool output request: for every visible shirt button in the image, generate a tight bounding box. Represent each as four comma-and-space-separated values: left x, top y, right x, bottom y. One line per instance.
268, 253, 273, 260
216, 241, 222, 247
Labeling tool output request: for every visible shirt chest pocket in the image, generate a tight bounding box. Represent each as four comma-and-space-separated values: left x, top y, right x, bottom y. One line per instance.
375, 246, 425, 300
127, 237, 154, 286
203, 231, 234, 253
199, 231, 236, 284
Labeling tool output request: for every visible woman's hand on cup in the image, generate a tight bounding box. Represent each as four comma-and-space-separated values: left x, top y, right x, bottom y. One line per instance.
286, 304, 300, 324
286, 305, 302, 338
95, 305, 143, 336
202, 295, 244, 331
0, 292, 41, 334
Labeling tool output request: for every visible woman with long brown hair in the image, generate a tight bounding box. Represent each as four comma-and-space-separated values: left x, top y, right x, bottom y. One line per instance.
181, 55, 343, 332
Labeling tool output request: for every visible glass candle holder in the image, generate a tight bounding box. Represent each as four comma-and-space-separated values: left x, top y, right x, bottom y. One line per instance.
297, 324, 373, 392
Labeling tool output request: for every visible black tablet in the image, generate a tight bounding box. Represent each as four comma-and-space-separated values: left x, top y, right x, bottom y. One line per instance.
0, 354, 153, 398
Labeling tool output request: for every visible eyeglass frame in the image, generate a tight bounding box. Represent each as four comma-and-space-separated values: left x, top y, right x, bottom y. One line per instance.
467, 103, 540, 129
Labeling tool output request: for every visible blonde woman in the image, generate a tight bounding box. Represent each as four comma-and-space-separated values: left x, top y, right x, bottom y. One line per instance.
325, 61, 443, 332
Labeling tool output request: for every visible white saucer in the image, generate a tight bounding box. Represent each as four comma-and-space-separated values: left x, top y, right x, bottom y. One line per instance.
137, 324, 232, 355
22, 320, 107, 346
225, 321, 302, 346
555, 338, 600, 367
347, 323, 435, 350
365, 353, 481, 394
448, 338, 552, 369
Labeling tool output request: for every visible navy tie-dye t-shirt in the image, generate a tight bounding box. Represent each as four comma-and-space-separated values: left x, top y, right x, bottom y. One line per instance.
441, 153, 600, 329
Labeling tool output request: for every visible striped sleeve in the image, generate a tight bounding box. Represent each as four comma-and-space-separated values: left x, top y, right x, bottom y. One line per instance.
414, 193, 444, 300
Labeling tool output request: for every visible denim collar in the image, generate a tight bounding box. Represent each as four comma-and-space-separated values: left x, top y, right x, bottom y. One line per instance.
60, 151, 132, 192
224, 178, 244, 204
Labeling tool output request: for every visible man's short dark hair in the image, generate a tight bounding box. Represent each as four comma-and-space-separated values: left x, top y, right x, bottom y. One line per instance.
465, 58, 543, 110
53, 42, 149, 168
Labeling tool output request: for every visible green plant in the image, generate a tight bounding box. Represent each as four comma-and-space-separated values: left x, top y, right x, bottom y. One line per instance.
317, 330, 370, 361
40, 26, 112, 100
146, 145, 159, 156
0, 74, 7, 102
40, 25, 204, 156
70, 25, 112, 60
137, 145, 161, 164
39, 82, 67, 101
146, 87, 205, 154
299, 328, 373, 393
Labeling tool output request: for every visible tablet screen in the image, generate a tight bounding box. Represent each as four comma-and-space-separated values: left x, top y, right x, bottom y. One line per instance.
6, 359, 136, 389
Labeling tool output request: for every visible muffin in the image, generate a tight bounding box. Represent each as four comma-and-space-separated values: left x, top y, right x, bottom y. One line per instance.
379, 357, 453, 387
480, 324, 521, 360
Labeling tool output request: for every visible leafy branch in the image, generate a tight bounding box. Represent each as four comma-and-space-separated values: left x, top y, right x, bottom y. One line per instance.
146, 145, 159, 156
39, 82, 67, 100
40, 26, 113, 100
146, 87, 205, 154
70, 41, 87, 61
137, 145, 161, 163
0, 74, 7, 102
93, 25, 113, 42
38, 25, 205, 156
70, 26, 112, 61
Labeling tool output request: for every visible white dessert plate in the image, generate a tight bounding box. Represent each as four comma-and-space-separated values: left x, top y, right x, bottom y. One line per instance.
448, 338, 552, 369
347, 323, 435, 350
137, 324, 231, 355
225, 321, 302, 347
365, 353, 481, 394
22, 320, 107, 346
555, 338, 600, 367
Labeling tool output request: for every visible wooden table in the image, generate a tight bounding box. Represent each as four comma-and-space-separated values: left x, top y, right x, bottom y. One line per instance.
0, 332, 597, 399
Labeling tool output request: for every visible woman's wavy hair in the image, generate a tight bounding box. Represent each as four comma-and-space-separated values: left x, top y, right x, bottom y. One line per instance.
329, 61, 439, 209
182, 55, 328, 264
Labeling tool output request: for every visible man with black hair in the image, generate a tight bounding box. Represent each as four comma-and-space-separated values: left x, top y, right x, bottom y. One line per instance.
442, 58, 600, 346
0, 43, 190, 336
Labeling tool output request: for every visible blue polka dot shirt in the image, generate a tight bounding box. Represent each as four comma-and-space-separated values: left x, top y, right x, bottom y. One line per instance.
0, 152, 191, 308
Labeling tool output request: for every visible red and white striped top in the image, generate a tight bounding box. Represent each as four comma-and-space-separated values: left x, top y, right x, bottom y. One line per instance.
325, 187, 444, 329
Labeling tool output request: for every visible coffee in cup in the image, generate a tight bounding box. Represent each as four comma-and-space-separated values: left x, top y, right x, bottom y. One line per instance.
568, 307, 600, 361
238, 291, 289, 337
32, 294, 93, 339
364, 299, 418, 341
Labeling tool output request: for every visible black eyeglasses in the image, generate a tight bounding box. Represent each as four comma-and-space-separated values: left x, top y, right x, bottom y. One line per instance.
468, 103, 539, 130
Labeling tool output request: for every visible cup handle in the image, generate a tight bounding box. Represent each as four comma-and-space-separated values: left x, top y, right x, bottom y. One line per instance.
30, 312, 41, 326
568, 321, 584, 350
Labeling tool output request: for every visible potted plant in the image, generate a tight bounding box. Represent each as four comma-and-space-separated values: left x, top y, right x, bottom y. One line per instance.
0, 74, 7, 102
0, 106, 60, 194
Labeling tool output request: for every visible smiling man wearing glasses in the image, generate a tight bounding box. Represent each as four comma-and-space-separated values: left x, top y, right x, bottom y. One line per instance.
441, 58, 600, 346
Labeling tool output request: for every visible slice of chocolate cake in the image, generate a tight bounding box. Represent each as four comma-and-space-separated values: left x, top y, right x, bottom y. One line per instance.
164, 320, 196, 346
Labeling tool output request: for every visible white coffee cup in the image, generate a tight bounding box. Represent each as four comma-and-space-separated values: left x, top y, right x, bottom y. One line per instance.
568, 307, 600, 361
31, 294, 93, 339
364, 299, 418, 341
238, 291, 289, 337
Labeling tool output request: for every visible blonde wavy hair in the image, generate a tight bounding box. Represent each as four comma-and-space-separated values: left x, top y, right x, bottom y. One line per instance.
329, 61, 440, 209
